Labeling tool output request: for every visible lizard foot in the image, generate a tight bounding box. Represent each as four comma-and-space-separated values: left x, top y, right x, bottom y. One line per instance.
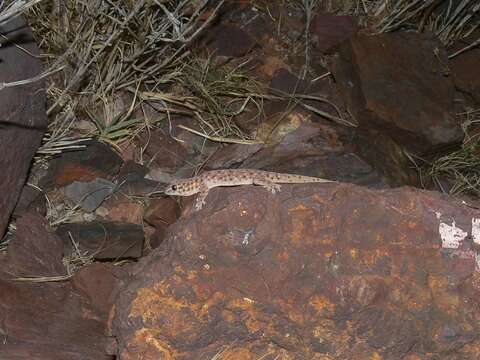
193, 189, 209, 211
262, 182, 281, 194
194, 198, 206, 211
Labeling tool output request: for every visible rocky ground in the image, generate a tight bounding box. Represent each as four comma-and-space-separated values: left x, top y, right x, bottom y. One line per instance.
0, 1, 479, 359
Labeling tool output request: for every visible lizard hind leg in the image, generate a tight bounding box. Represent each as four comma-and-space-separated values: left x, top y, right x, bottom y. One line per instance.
253, 176, 281, 194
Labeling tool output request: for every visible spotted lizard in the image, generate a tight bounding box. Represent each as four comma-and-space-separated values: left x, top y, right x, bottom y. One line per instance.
164, 169, 335, 210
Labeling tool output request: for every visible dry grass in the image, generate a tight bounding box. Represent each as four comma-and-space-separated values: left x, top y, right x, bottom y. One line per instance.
374, 0, 479, 47
25, 0, 228, 157
23, 0, 361, 161
0, 0, 40, 25
308, 0, 479, 49
426, 108, 480, 196
26, 0, 367, 157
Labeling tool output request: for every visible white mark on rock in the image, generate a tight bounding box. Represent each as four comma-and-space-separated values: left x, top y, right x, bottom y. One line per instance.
472, 218, 480, 245
439, 220, 467, 249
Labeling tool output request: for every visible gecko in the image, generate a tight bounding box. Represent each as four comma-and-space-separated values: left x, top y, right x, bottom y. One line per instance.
163, 169, 335, 210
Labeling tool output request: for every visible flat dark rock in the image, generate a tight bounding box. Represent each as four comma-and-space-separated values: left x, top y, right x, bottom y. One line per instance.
0, 16, 47, 238
56, 221, 144, 260
39, 139, 123, 190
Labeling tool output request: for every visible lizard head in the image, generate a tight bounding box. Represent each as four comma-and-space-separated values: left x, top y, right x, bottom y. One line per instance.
164, 179, 199, 196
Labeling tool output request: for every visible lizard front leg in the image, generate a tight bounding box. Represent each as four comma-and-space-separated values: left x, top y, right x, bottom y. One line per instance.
194, 184, 210, 211
253, 176, 281, 194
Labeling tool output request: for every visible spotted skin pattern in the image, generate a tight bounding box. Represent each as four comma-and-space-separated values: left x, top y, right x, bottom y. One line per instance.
164, 169, 335, 210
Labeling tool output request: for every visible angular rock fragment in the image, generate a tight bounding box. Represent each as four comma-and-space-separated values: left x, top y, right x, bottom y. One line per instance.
64, 178, 116, 212
311, 13, 359, 54
40, 140, 123, 190
12, 184, 46, 218
332, 32, 463, 184
0, 278, 116, 360
206, 24, 257, 57
3, 212, 64, 278
450, 46, 480, 104
143, 197, 181, 248
56, 221, 144, 260
0, 216, 121, 359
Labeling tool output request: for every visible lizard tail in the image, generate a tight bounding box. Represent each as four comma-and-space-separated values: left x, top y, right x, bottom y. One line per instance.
264, 172, 334, 183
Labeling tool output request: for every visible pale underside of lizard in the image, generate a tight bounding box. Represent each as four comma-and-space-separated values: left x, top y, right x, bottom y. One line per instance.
164, 169, 334, 210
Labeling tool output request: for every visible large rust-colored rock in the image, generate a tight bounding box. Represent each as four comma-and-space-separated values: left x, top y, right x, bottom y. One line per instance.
0, 16, 47, 238
111, 183, 480, 359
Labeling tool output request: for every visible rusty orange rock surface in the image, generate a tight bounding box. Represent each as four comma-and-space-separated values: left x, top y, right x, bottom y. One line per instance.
111, 183, 480, 359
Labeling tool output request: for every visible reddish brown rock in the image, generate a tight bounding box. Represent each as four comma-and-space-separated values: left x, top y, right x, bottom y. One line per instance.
56, 221, 144, 260
111, 184, 480, 358
137, 128, 188, 171
0, 228, 125, 359
144, 197, 181, 228
146, 227, 165, 249
117, 160, 149, 182
311, 13, 359, 54
205, 142, 263, 170
143, 197, 181, 249
333, 32, 462, 154
0, 221, 120, 358
0, 279, 115, 359
450, 46, 480, 104
206, 120, 386, 187
40, 140, 123, 190
99, 196, 145, 225
12, 184, 46, 218
0, 16, 47, 238
353, 126, 421, 187
72, 263, 127, 316
206, 23, 256, 57
270, 68, 320, 95
3, 212, 64, 277
268, 68, 343, 117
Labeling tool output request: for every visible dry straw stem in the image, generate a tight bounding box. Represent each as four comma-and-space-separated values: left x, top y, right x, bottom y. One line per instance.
0, 0, 41, 26
288, 0, 322, 79
176, 124, 265, 145
10, 275, 73, 282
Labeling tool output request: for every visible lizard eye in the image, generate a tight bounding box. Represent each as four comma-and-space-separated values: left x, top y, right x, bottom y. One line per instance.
171, 185, 177, 191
